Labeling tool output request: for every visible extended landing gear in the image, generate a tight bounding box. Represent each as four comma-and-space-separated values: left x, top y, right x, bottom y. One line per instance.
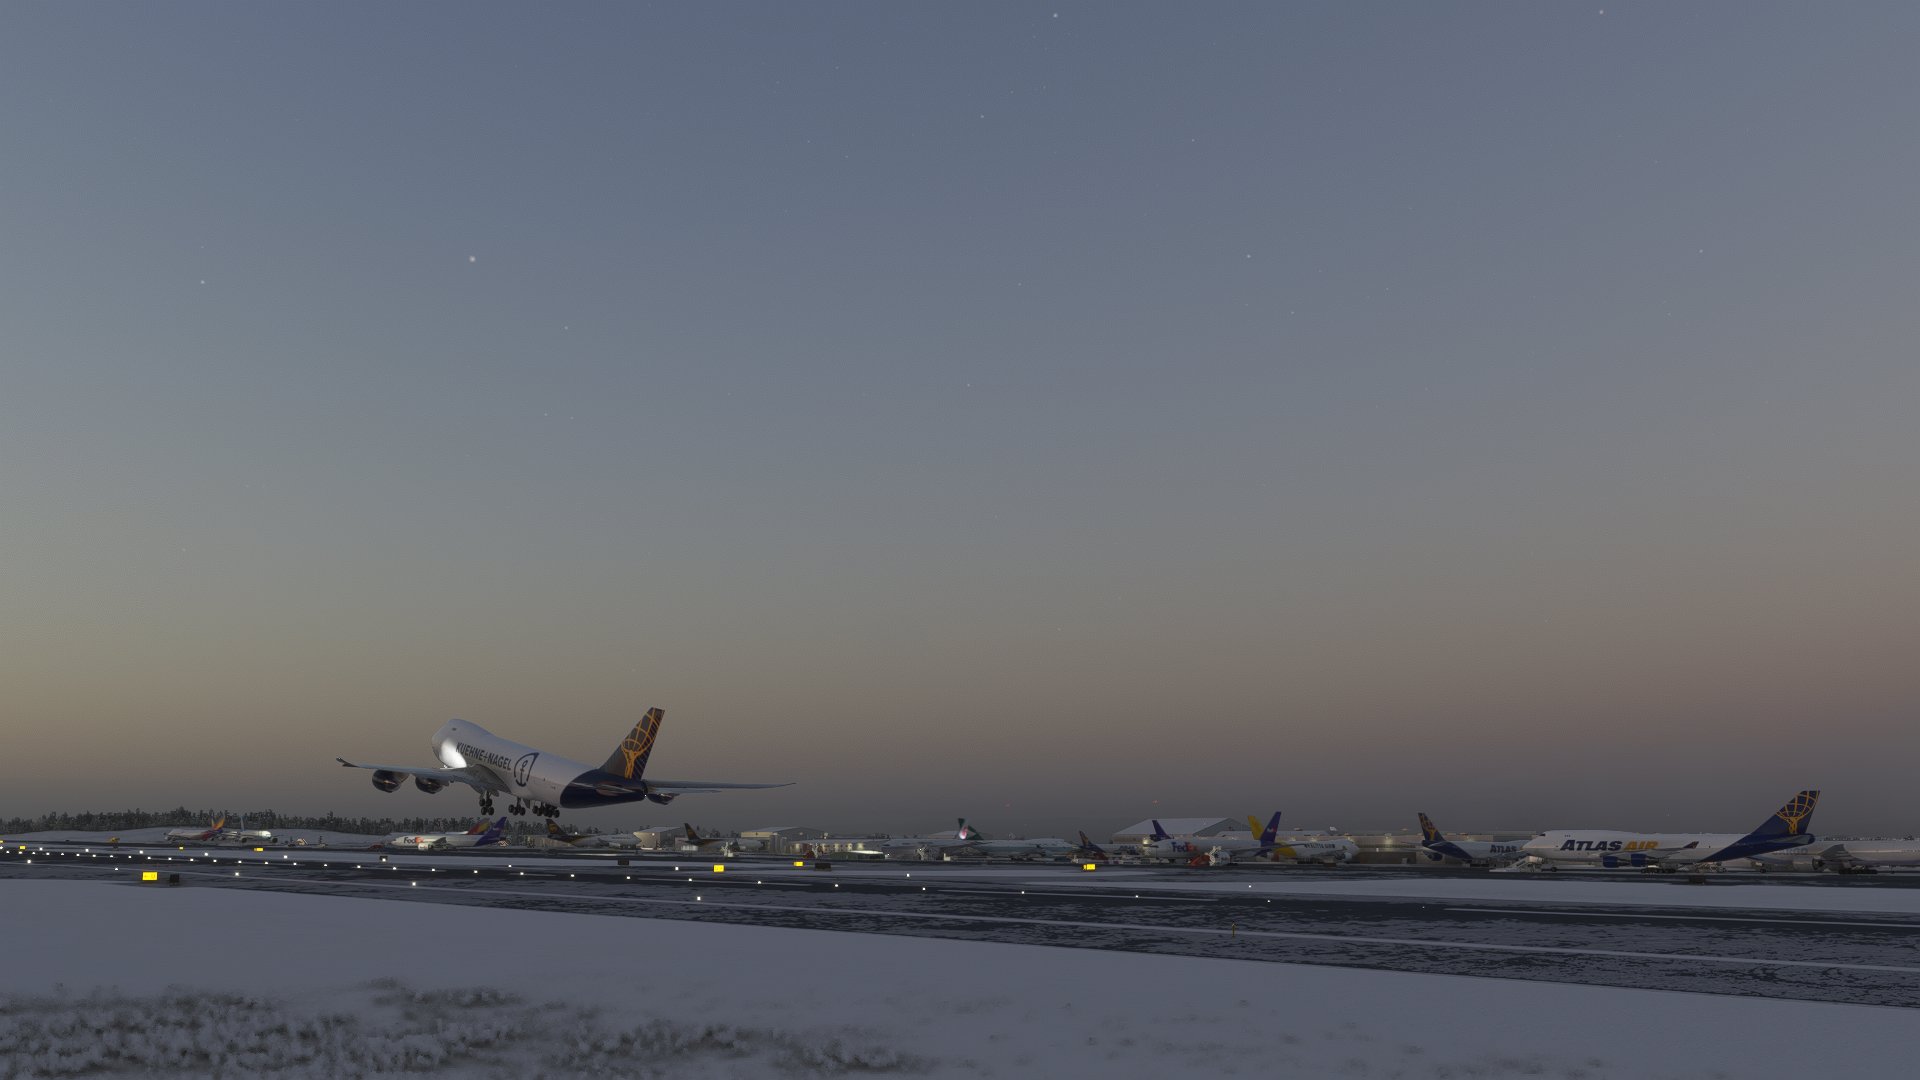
478, 796, 496, 815
533, 803, 559, 819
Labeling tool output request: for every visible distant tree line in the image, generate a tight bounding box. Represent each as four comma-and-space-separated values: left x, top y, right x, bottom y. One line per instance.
0, 807, 575, 837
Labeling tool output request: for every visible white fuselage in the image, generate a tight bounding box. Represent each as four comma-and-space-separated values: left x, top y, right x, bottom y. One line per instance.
1416, 839, 1528, 866
1523, 830, 1810, 868
878, 836, 978, 859
970, 838, 1077, 860
433, 720, 595, 808
1265, 838, 1358, 864
385, 831, 501, 852
1146, 832, 1257, 860
1752, 840, 1920, 872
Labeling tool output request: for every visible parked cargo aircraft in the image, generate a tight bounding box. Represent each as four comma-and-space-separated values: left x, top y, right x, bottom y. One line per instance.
1265, 835, 1359, 865
387, 817, 509, 852
1072, 832, 1113, 860
338, 708, 790, 819
1519, 790, 1819, 871
533, 821, 650, 849
678, 824, 734, 851
164, 816, 282, 847
1413, 813, 1526, 867
164, 817, 228, 844
1146, 813, 1284, 865
1750, 839, 1920, 874
877, 820, 983, 860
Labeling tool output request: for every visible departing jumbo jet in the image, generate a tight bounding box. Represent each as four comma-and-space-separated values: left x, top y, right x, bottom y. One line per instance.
338, 708, 790, 819
1519, 790, 1819, 871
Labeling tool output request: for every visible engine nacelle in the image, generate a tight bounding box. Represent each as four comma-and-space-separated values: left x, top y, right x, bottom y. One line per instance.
370, 770, 404, 793
414, 775, 447, 794
645, 792, 679, 805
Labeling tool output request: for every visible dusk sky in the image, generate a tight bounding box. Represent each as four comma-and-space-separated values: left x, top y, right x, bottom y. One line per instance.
4, 4, 1917, 836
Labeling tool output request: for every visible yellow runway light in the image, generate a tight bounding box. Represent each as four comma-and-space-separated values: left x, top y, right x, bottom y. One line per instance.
712, 864, 726, 873
140, 871, 159, 882
793, 861, 806, 867
1082, 863, 1098, 872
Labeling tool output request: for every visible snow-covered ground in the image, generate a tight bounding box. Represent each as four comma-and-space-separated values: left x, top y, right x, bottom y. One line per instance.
3, 879, 1916, 1078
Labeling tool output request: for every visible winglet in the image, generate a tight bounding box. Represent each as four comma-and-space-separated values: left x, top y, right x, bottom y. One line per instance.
601, 708, 665, 780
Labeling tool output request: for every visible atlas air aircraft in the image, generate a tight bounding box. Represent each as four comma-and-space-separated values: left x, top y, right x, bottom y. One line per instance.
338, 708, 790, 819
1519, 790, 1820, 871
1414, 813, 1526, 867
386, 817, 508, 852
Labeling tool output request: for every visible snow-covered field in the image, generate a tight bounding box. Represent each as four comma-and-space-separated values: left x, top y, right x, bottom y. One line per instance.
3, 879, 1917, 1078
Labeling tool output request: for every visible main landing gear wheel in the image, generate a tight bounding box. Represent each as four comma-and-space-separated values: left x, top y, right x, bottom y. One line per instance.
479, 797, 495, 815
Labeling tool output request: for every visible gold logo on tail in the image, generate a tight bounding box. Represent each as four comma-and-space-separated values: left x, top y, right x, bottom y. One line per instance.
1775, 790, 1819, 835
615, 708, 663, 779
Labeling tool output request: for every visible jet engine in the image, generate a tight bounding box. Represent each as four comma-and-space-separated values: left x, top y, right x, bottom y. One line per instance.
414, 775, 447, 794
645, 792, 679, 805
371, 770, 403, 793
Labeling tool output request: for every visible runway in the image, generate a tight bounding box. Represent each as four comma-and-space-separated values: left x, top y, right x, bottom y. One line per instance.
7, 844, 1919, 1007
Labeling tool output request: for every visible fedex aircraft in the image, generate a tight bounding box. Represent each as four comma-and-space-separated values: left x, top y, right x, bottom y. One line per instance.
1146, 813, 1286, 865
386, 817, 509, 852
1413, 813, 1526, 867
338, 707, 790, 819
1520, 790, 1819, 871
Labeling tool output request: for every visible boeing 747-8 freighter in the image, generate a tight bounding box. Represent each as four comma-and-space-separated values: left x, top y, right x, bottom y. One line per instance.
339, 708, 790, 819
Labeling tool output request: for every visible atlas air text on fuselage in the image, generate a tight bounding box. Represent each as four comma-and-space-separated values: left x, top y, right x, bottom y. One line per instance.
1558, 839, 1662, 853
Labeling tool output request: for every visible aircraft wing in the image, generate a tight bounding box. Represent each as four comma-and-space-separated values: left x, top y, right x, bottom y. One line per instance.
631, 778, 794, 794
1807, 842, 1858, 870
1643, 841, 1706, 866
335, 758, 505, 792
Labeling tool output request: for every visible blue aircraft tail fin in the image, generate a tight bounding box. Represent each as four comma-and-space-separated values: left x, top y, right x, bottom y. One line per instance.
1418, 813, 1444, 843
1150, 820, 1171, 841
1746, 791, 1820, 840
477, 817, 507, 845
1257, 811, 1283, 846
1077, 830, 1107, 855
601, 708, 664, 780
